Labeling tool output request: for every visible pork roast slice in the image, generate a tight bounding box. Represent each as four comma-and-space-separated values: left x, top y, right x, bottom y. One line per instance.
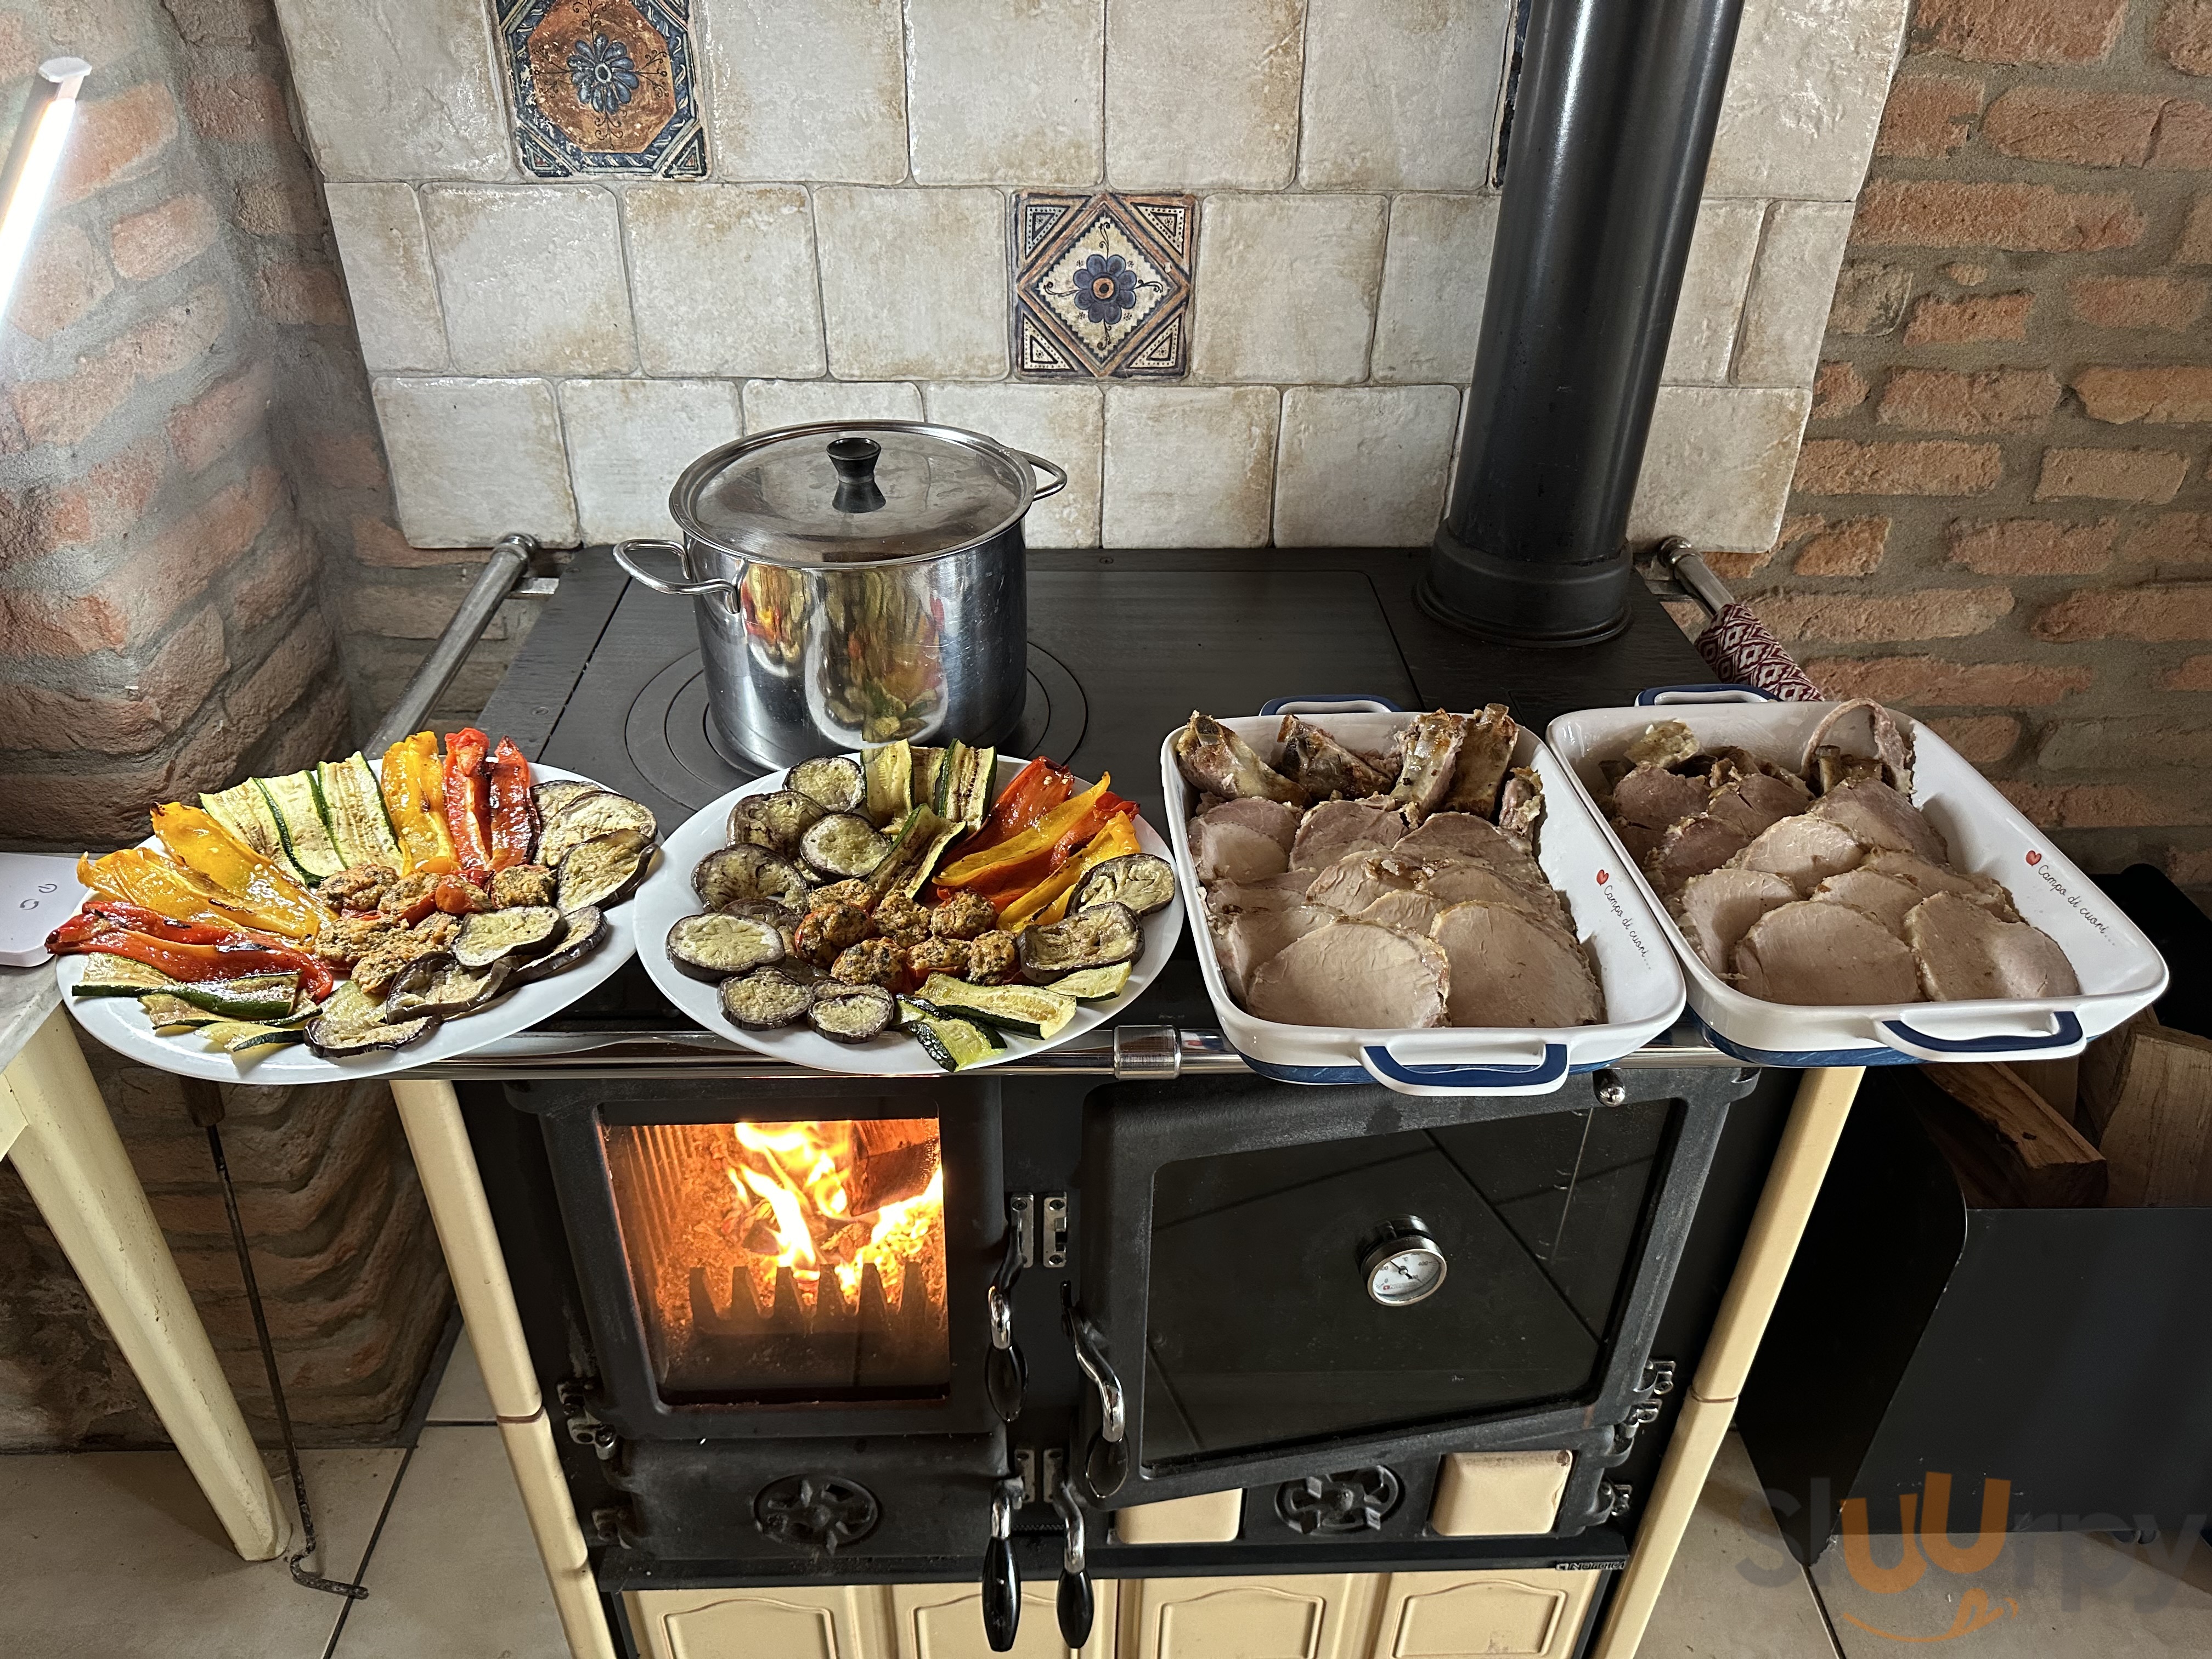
1810, 868, 1925, 935
1204, 879, 1310, 922
1904, 891, 2080, 1001
1733, 900, 1921, 1006
1355, 889, 1444, 935
1396, 812, 1547, 889
1387, 712, 1471, 821
1304, 851, 1424, 913
1209, 901, 1334, 1003
1429, 902, 1604, 1029
1290, 798, 1409, 869
1644, 814, 1751, 895
1730, 815, 1867, 893
1705, 775, 1810, 842
1671, 867, 1796, 975
1197, 794, 1300, 851
1443, 703, 1519, 817
1419, 860, 1575, 934
1188, 816, 1291, 884
1611, 765, 1714, 832
1245, 918, 1450, 1029
1807, 777, 1950, 865
1862, 850, 2020, 919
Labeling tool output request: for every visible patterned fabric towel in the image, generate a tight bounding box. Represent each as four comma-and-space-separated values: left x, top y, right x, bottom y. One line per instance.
1695, 601, 1825, 701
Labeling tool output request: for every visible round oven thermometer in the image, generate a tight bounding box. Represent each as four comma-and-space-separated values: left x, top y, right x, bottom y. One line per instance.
1359, 1218, 1447, 1307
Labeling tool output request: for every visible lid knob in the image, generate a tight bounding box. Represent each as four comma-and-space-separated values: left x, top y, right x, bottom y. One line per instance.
827, 436, 885, 515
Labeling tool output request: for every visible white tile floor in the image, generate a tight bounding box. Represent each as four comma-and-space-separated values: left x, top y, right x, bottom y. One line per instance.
3, 1343, 2209, 1659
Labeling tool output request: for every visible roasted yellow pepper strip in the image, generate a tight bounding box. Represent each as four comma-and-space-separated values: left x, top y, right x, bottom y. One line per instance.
935, 775, 1114, 888
77, 848, 323, 941
149, 803, 326, 938
380, 731, 458, 874
999, 814, 1142, 929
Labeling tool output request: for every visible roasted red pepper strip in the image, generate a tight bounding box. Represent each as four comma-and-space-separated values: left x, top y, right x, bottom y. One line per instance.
442, 727, 494, 883
957, 757, 1073, 861
49, 904, 336, 997
487, 737, 537, 871
50, 928, 333, 995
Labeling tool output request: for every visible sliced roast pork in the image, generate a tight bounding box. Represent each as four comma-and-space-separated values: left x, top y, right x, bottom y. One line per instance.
1209, 902, 1334, 1003
1904, 891, 2080, 1001
1732, 901, 1920, 1006
1644, 815, 1751, 895
1496, 768, 1544, 847
1275, 715, 1391, 800
1356, 889, 1444, 935
1205, 879, 1311, 922
1730, 815, 1866, 892
1429, 902, 1604, 1028
1420, 860, 1575, 934
1671, 867, 1795, 975
1611, 765, 1714, 835
1291, 798, 1409, 869
1246, 918, 1450, 1029
1188, 814, 1291, 884
1396, 812, 1547, 889
1305, 851, 1423, 913
1443, 703, 1519, 816
1809, 868, 1925, 935
1807, 777, 1950, 864
1862, 850, 2019, 918
1198, 795, 1299, 851
1172, 712, 1310, 806
1705, 774, 1813, 841
1387, 712, 1470, 821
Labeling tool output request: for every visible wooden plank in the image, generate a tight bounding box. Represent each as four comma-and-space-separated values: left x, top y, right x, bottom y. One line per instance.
2081, 1008, 2159, 1141
1918, 1062, 2107, 1208
2011, 1054, 2081, 1127
2097, 1026, 2212, 1207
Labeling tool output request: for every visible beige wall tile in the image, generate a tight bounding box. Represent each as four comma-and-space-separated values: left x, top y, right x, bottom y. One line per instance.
706, 0, 907, 183
814, 188, 1007, 379
742, 380, 924, 431
1103, 385, 1279, 547
1299, 0, 1509, 190
623, 184, 823, 378
1107, 0, 1304, 189
908, 0, 1103, 185
1373, 194, 1498, 386
373, 377, 578, 548
922, 382, 1104, 548
324, 183, 447, 373
1628, 385, 1813, 552
1735, 200, 1857, 389
422, 186, 634, 375
1705, 0, 1909, 200
1276, 385, 1460, 546
558, 379, 742, 543
1662, 200, 1765, 386
269, 0, 511, 181
1192, 194, 1387, 385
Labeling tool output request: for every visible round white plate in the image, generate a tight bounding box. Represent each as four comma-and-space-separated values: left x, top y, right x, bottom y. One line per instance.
635, 757, 1184, 1075
56, 763, 646, 1082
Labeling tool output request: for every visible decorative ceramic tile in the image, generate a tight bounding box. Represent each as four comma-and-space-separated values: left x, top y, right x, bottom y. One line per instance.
1011, 191, 1196, 381
499, 0, 706, 178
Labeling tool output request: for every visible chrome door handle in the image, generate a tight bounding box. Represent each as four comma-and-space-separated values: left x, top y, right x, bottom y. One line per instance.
1060, 1286, 1122, 1443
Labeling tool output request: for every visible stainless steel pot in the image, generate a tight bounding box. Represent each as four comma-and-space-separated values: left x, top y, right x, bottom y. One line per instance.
613, 421, 1066, 770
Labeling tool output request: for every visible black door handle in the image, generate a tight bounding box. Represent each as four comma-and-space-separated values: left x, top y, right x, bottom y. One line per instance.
982, 1479, 1021, 1652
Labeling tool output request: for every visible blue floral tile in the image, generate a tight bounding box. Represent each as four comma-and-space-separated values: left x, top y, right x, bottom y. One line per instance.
499, 0, 707, 179
1012, 191, 1195, 380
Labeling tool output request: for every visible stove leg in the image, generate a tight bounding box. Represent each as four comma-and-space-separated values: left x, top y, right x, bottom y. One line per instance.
392, 1078, 617, 1659
1, 1007, 287, 1562
1588, 1064, 1864, 1659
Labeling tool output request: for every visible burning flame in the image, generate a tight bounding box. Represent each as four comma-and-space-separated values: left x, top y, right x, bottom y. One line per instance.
726, 1120, 944, 1310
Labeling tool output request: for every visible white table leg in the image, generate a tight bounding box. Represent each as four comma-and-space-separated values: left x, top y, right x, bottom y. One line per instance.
0, 1006, 288, 1561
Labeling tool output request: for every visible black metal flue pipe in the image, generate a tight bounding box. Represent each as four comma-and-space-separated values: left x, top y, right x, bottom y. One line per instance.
1421, 0, 1747, 644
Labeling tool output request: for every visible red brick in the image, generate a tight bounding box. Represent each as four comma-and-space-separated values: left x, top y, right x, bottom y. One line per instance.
1903, 291, 2034, 343
184, 73, 290, 143
2168, 845, 2212, 885
120, 466, 283, 642
1795, 438, 2005, 496
0, 15, 32, 80
1829, 264, 1915, 334
1981, 88, 2162, 166
2035, 584, 2212, 640
2035, 448, 2190, 503
1794, 517, 1889, 577
1803, 656, 2093, 706
2074, 365, 2212, 424
0, 437, 166, 567
1928, 714, 2021, 764
0, 586, 130, 657
2159, 654, 2212, 689
114, 286, 233, 381
2000, 781, 2207, 828
345, 580, 508, 641
1811, 362, 1868, 420
169, 364, 272, 473
2155, 99, 2212, 168
1853, 180, 2143, 252
1946, 518, 2115, 575
0, 607, 227, 754
255, 262, 349, 326
2067, 275, 2209, 329
10, 225, 113, 340
57, 83, 178, 205
2184, 195, 2212, 264
2123, 513, 2212, 564
1915, 0, 2127, 64
1877, 368, 2061, 435
1755, 588, 2015, 644
9, 353, 134, 449
1876, 74, 1984, 159
109, 193, 219, 281
352, 515, 452, 568
2157, 0, 2212, 75
2040, 716, 2212, 771
226, 614, 334, 733
228, 516, 313, 631
306, 434, 386, 490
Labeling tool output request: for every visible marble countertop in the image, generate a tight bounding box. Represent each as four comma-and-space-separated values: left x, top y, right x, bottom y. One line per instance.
0, 963, 60, 1075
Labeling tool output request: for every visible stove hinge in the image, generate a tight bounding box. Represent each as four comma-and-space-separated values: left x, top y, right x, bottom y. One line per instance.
1571, 1357, 1677, 1529
557, 1378, 621, 1462
1008, 1190, 1069, 1269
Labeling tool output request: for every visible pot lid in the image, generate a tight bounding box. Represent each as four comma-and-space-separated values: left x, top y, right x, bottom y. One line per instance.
670, 421, 1035, 567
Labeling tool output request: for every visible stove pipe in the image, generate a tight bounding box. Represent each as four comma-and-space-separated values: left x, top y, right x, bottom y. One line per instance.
1421, 0, 1747, 644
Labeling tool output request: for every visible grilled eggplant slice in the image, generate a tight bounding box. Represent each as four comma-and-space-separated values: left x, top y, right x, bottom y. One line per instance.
452, 904, 563, 968
808, 982, 895, 1043
800, 812, 891, 879
667, 911, 785, 980
692, 842, 811, 910
509, 906, 606, 985
789, 754, 866, 814
1017, 901, 1142, 984
729, 789, 826, 854
533, 778, 599, 820
558, 826, 653, 912
386, 954, 510, 1019
305, 980, 439, 1056
719, 968, 815, 1030
1066, 853, 1176, 917
539, 791, 657, 869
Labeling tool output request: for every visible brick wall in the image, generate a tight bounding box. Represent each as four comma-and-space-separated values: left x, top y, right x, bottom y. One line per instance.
1741, 0, 2212, 888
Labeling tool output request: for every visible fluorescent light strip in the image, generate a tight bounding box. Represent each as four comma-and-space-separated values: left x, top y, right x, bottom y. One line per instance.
0, 58, 91, 338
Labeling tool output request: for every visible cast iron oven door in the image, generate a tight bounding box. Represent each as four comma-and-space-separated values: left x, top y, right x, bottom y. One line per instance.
1069, 1071, 1732, 1515
520, 1076, 1003, 1442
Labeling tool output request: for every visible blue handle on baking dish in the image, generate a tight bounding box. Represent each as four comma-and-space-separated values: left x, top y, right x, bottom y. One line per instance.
1357, 1042, 1571, 1096
1634, 684, 1782, 706
1259, 695, 1406, 715
1875, 1011, 2086, 1061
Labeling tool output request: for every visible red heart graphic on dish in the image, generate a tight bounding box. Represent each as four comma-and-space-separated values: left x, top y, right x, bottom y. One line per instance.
1596, 870, 1610, 884
2026, 850, 2043, 866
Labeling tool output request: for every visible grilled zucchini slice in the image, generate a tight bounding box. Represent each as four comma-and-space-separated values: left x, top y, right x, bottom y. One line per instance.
201, 781, 309, 884
863, 741, 912, 828
719, 968, 815, 1030
913, 974, 1077, 1040
317, 753, 405, 868
933, 741, 997, 828
666, 911, 785, 980
1044, 963, 1133, 1003
255, 769, 347, 883
198, 1019, 309, 1054
799, 812, 890, 879
905, 1012, 998, 1072
72, 957, 301, 1021
866, 807, 962, 901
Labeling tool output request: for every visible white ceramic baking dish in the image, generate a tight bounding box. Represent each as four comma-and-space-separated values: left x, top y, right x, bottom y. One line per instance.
1159, 697, 1686, 1096
1545, 686, 2169, 1067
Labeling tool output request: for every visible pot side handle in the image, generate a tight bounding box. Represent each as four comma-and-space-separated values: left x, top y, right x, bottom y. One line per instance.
1014, 449, 1069, 503
612, 538, 735, 599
